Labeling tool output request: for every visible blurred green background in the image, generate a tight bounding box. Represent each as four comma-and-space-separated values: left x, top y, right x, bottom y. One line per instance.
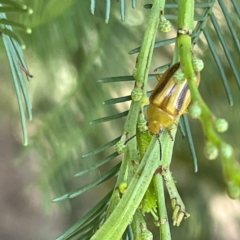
0, 1, 239, 239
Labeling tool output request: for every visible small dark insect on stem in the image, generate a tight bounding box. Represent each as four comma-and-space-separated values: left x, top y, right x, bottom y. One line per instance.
20, 64, 33, 78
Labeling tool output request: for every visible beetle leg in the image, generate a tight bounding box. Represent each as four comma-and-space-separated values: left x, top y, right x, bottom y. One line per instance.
156, 74, 163, 82
167, 129, 174, 141
167, 121, 178, 140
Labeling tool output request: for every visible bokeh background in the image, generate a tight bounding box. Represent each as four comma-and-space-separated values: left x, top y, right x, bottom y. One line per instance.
0, 1, 239, 239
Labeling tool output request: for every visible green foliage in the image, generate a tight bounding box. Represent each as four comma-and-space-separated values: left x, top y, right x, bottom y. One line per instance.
0, 1, 32, 145
50, 1, 240, 239
2, 0, 240, 240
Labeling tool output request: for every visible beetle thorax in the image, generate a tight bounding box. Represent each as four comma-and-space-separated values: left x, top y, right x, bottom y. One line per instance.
147, 103, 175, 134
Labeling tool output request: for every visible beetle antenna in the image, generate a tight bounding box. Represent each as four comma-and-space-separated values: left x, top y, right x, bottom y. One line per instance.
124, 134, 137, 145
124, 130, 162, 160
157, 136, 162, 160
124, 130, 148, 145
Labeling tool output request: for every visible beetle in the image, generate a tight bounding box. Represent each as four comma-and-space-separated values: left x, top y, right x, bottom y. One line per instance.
147, 62, 200, 135
116, 62, 200, 154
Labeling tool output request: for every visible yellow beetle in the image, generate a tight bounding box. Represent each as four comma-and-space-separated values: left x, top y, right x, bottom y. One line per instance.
147, 62, 200, 135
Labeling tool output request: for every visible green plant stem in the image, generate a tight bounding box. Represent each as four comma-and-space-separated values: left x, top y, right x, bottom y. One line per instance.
153, 169, 171, 240
105, 0, 165, 224
133, 0, 165, 87
90, 136, 160, 240
177, 0, 240, 198
177, 0, 194, 32
131, 210, 146, 240
116, 0, 165, 189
